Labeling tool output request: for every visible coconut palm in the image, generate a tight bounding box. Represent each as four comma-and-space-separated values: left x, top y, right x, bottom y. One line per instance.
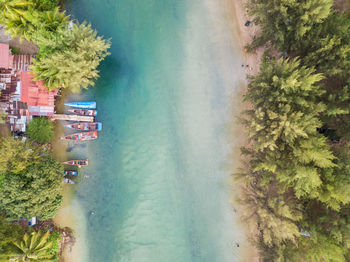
0, 0, 33, 24
10, 230, 54, 262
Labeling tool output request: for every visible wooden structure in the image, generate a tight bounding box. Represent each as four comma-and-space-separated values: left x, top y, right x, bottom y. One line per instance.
51, 114, 94, 122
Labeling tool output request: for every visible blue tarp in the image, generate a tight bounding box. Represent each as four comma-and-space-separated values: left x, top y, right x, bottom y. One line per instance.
64, 101, 96, 109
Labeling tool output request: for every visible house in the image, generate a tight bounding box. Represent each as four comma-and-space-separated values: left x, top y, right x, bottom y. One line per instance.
0, 43, 57, 131
20, 71, 57, 116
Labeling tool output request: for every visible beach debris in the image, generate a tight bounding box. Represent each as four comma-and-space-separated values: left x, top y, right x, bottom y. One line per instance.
235, 242, 240, 247
89, 211, 96, 215
245, 21, 253, 27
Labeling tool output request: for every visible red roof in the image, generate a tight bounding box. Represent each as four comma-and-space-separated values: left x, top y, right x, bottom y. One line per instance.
0, 43, 13, 69
20, 71, 57, 115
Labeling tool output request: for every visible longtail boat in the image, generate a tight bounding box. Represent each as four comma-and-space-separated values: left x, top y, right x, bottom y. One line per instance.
64, 178, 75, 184
64, 101, 96, 109
63, 160, 89, 167
65, 122, 102, 131
60, 131, 98, 141
64, 170, 78, 177
68, 108, 97, 116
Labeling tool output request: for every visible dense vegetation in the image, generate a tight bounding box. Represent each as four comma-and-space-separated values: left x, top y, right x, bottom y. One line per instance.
0, 0, 110, 92
0, 224, 62, 261
239, 1, 350, 261
26, 117, 54, 143
0, 138, 63, 220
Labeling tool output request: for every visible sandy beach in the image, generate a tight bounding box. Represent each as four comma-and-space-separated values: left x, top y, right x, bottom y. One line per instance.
231, 0, 264, 76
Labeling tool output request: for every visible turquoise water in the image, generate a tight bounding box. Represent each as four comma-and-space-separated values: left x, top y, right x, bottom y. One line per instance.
64, 0, 247, 261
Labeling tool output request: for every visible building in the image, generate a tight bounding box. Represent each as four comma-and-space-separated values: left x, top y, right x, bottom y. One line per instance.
0, 43, 13, 69
20, 71, 57, 116
0, 43, 57, 131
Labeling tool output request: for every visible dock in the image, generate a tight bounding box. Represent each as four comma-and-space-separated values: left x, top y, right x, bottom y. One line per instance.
51, 114, 94, 122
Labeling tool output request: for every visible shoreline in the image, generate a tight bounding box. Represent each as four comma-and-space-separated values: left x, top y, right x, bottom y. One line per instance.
227, 0, 262, 261
230, 0, 264, 77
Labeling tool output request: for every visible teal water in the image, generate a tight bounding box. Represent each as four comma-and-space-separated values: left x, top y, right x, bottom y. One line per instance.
64, 0, 247, 261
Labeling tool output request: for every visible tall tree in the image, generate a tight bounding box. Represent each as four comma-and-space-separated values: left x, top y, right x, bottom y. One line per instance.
0, 140, 63, 220
247, 0, 333, 51
31, 22, 110, 92
243, 58, 335, 199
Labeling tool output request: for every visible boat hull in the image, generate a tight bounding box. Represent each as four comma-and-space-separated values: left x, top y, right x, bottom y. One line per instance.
68, 108, 97, 116
63, 160, 89, 166
65, 122, 102, 131
64, 101, 96, 109
61, 131, 98, 141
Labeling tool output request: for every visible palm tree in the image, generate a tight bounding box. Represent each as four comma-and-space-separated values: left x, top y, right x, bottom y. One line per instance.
0, 0, 33, 24
10, 230, 54, 262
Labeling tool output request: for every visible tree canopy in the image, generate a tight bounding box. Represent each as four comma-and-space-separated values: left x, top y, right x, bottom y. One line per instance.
239, 2, 350, 261
0, 0, 110, 92
32, 22, 110, 92
26, 117, 54, 143
0, 138, 63, 220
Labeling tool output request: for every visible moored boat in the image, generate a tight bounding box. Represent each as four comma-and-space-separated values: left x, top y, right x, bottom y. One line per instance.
60, 131, 98, 141
64, 101, 96, 109
65, 122, 102, 131
64, 178, 75, 184
68, 108, 97, 116
63, 160, 89, 167
64, 170, 78, 177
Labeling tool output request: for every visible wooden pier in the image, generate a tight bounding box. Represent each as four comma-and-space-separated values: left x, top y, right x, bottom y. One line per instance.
51, 114, 94, 122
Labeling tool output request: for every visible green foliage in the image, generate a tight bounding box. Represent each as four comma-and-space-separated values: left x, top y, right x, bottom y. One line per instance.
10, 230, 55, 261
0, 0, 110, 92
0, 137, 41, 177
243, 58, 336, 200
293, 12, 350, 79
47, 231, 61, 259
26, 117, 54, 143
32, 22, 111, 92
0, 139, 63, 220
0, 213, 24, 255
247, 0, 333, 51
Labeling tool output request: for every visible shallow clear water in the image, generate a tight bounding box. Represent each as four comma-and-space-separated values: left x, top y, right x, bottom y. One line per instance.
63, 0, 247, 261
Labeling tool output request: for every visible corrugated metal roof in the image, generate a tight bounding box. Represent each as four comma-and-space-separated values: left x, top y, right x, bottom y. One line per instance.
0, 43, 13, 69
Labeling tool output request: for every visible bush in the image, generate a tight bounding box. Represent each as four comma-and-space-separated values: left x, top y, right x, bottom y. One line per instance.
26, 117, 54, 143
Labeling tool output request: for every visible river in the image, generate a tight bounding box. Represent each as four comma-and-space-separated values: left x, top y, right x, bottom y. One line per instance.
55, 0, 249, 261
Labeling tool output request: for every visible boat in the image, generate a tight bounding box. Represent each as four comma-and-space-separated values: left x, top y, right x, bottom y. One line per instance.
68, 108, 97, 116
64, 178, 75, 184
60, 131, 98, 141
65, 122, 102, 131
64, 170, 78, 177
64, 101, 96, 109
63, 160, 89, 167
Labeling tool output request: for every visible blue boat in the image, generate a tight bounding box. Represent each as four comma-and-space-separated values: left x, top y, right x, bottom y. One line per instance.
64, 101, 96, 109
64, 170, 78, 177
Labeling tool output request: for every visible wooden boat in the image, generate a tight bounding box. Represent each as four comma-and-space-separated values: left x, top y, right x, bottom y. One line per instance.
64, 178, 75, 184
60, 131, 98, 141
63, 160, 89, 167
68, 108, 97, 116
64, 101, 96, 109
64, 170, 78, 177
65, 122, 102, 131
